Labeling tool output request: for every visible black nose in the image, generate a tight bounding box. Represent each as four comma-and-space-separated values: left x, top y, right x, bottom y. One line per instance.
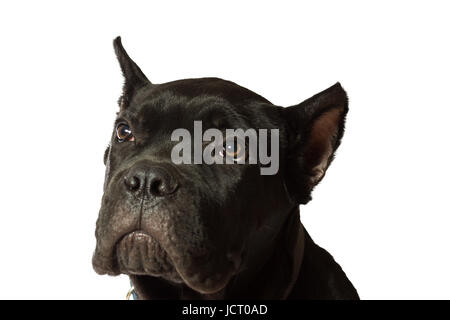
124, 164, 179, 198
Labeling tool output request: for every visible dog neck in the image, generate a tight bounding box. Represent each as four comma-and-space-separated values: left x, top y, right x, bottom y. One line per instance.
130, 206, 305, 299
220, 206, 305, 299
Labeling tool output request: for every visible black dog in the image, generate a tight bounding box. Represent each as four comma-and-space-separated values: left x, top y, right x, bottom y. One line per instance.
92, 37, 359, 300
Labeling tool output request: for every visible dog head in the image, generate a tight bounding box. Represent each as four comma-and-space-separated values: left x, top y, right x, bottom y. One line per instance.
92, 37, 348, 295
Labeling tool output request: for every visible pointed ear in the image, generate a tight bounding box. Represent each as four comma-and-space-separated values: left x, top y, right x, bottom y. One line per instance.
282, 83, 349, 204
113, 36, 151, 109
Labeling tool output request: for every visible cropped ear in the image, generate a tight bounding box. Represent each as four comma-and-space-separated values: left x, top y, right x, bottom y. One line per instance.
282, 83, 348, 204
113, 36, 151, 109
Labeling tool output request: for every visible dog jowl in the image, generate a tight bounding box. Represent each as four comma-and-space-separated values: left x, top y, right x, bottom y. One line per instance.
92, 37, 359, 299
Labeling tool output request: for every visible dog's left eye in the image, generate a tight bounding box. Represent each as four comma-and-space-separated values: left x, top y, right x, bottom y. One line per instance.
219, 137, 246, 162
116, 124, 134, 142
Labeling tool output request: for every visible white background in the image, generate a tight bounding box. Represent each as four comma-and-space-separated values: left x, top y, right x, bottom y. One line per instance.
0, 1, 449, 299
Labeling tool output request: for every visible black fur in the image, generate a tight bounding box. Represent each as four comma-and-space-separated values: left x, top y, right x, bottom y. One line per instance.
92, 37, 359, 300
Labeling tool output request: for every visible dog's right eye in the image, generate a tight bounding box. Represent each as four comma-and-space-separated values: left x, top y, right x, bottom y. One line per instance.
116, 124, 134, 142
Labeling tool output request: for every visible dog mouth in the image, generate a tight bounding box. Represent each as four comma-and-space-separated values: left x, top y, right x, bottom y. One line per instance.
93, 230, 241, 294
114, 231, 183, 283
93, 229, 242, 295
92, 185, 244, 295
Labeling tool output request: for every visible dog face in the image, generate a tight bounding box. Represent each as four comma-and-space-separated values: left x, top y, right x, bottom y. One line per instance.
92, 37, 348, 295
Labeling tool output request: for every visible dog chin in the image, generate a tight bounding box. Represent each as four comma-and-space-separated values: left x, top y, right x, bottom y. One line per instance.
169, 254, 238, 295
115, 231, 180, 278
114, 231, 237, 295
177, 267, 235, 295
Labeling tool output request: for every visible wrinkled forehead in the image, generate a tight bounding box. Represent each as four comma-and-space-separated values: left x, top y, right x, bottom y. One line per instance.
120, 79, 272, 131
121, 93, 247, 133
